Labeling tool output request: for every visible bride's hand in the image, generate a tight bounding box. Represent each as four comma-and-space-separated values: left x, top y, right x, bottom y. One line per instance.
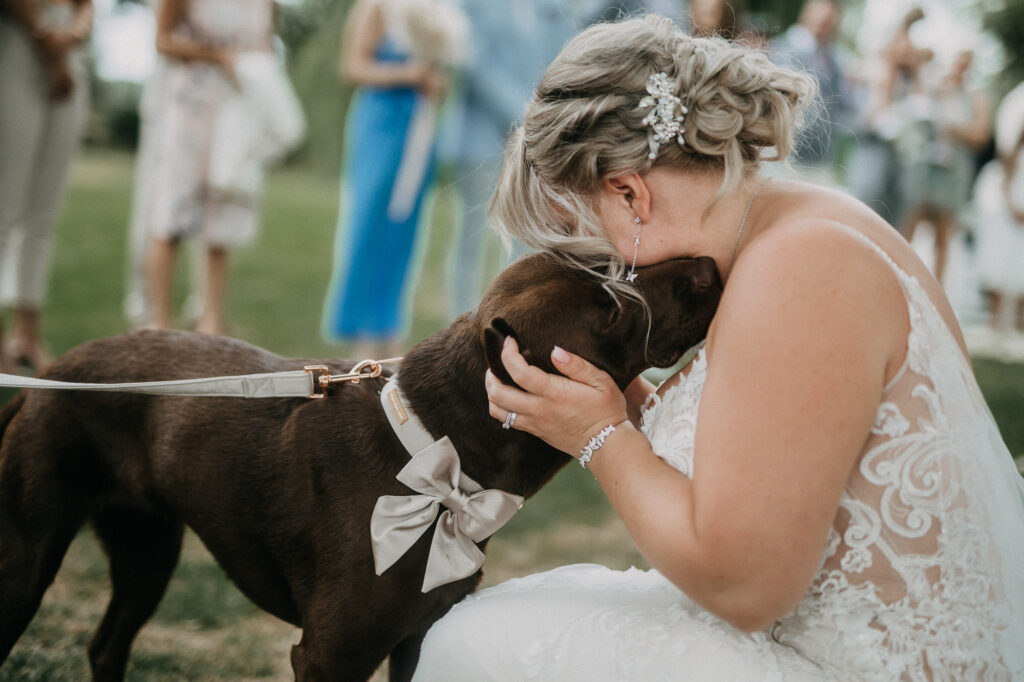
485, 336, 629, 458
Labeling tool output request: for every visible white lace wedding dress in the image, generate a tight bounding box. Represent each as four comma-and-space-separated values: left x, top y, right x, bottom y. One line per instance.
412, 226, 1024, 682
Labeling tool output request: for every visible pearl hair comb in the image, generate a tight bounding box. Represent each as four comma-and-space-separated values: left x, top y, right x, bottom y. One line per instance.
639, 72, 687, 160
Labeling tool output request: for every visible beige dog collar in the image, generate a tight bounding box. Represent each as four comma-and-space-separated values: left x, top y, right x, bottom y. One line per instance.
379, 376, 436, 456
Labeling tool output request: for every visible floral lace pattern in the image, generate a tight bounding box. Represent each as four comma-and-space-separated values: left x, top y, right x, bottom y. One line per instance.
640, 349, 707, 478
641, 228, 1023, 681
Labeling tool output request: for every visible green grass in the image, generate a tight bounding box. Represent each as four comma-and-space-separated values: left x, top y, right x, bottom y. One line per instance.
973, 358, 1024, 458
2, 149, 1022, 681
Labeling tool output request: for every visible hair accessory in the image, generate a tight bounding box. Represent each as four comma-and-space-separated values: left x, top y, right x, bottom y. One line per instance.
639, 72, 687, 161
625, 215, 642, 282
579, 423, 618, 469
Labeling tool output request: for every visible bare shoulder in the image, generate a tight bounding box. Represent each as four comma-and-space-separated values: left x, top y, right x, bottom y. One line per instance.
735, 179, 966, 358
749, 181, 899, 252
733, 181, 917, 303
730, 192, 904, 312
710, 181, 912, 383
748, 180, 921, 265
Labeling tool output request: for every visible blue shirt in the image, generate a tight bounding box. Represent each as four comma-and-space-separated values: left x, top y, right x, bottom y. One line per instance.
441, 0, 578, 165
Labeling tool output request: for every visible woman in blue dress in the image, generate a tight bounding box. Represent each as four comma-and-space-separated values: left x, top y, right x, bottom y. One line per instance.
322, 0, 464, 360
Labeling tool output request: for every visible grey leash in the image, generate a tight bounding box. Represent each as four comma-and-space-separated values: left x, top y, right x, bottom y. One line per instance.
0, 358, 401, 400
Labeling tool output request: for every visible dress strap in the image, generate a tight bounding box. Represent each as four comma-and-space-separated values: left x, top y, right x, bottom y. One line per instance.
821, 223, 931, 393
822, 222, 977, 393
824, 223, 913, 289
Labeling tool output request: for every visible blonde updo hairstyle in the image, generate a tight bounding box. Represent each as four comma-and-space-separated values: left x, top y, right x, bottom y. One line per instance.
491, 14, 817, 289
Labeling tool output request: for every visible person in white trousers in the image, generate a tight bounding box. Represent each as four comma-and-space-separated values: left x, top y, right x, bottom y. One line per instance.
0, 0, 92, 372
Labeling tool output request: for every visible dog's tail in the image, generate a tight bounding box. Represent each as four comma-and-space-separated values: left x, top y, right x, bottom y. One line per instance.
0, 393, 26, 462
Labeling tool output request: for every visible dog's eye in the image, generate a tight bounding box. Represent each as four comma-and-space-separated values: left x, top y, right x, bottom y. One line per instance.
607, 305, 621, 327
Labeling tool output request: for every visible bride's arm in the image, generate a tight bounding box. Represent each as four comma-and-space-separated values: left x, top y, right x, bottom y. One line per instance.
488, 223, 906, 631
623, 375, 655, 427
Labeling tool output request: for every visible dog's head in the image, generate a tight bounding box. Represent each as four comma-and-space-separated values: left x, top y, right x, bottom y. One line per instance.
476, 254, 722, 389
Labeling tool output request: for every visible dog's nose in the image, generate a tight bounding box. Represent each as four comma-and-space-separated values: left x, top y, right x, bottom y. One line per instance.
692, 257, 720, 290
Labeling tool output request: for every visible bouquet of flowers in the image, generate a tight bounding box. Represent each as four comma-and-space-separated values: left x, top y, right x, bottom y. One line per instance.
383, 0, 469, 68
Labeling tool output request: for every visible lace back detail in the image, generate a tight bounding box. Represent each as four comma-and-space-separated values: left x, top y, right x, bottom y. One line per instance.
776, 225, 1024, 681
641, 346, 707, 478
643, 224, 1024, 680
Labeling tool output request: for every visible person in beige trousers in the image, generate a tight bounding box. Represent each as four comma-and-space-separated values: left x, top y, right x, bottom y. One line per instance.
0, 0, 92, 372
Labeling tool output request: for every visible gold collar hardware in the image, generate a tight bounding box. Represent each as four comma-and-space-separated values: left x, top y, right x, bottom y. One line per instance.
304, 357, 402, 400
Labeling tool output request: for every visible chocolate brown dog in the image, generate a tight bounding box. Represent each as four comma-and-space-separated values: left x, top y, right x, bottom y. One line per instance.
0, 254, 720, 682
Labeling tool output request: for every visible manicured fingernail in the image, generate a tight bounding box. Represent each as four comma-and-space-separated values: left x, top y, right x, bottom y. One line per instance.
552, 346, 569, 363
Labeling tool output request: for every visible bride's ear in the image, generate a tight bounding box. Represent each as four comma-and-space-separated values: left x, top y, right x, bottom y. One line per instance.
602, 172, 652, 223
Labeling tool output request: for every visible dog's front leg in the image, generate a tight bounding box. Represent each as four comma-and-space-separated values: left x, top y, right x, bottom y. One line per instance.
290, 628, 391, 682
388, 631, 427, 682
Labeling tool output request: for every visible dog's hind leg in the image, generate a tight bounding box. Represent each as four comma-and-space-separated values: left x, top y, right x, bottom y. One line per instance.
87, 508, 183, 682
0, 409, 89, 663
0, 503, 84, 664
0, 517, 83, 663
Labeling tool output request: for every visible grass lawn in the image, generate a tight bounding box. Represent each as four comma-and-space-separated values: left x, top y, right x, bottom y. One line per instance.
1, 149, 1022, 681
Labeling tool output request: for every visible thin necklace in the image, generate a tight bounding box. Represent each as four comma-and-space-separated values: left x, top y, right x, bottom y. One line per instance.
726, 178, 769, 275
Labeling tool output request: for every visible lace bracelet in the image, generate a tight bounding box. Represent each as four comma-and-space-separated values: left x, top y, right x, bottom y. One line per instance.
579, 423, 619, 469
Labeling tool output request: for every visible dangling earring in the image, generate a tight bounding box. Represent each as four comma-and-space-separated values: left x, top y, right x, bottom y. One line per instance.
625, 215, 642, 283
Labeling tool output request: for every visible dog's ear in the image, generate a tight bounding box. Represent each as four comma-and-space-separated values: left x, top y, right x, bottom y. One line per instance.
483, 317, 519, 388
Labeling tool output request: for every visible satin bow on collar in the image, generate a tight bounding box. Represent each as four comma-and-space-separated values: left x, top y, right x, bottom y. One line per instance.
371, 436, 524, 592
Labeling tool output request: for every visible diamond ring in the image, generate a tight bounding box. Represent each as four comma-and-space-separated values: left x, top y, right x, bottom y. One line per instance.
502, 410, 518, 430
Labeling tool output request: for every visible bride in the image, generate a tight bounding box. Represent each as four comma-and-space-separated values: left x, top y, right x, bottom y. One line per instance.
411, 14, 1024, 682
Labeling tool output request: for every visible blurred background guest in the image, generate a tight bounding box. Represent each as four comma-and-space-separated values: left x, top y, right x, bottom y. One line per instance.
973, 82, 1024, 341
322, 0, 465, 360
583, 0, 685, 24
845, 6, 928, 226
130, 0, 276, 336
442, 0, 574, 317
899, 48, 991, 285
769, 0, 852, 185
687, 0, 745, 40
0, 0, 92, 372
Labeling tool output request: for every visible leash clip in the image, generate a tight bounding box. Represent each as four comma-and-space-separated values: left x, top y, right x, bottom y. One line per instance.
304, 360, 384, 399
